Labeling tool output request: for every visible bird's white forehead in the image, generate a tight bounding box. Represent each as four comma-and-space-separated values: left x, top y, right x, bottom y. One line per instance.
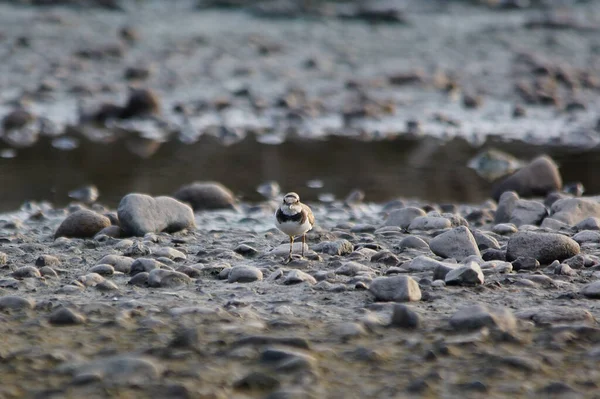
284, 192, 300, 200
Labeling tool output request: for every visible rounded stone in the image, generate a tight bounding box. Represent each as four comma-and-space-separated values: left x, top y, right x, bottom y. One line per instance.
54, 209, 111, 239
173, 181, 236, 211
506, 231, 580, 264
429, 226, 480, 261
228, 266, 263, 283
49, 307, 86, 325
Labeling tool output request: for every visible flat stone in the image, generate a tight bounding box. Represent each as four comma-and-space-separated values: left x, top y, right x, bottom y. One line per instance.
369, 275, 421, 302
449, 304, 516, 332
398, 236, 429, 250
582, 281, 600, 299
313, 239, 353, 256
96, 255, 134, 274
408, 216, 452, 231
492, 223, 518, 235
572, 230, 600, 244
335, 261, 372, 276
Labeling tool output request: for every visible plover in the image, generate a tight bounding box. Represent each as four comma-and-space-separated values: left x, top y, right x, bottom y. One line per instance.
275, 192, 314, 262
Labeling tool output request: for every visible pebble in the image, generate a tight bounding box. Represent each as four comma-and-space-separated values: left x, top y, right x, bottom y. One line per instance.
335, 261, 372, 276
510, 199, 547, 226
284, 270, 316, 285
96, 255, 134, 273
449, 304, 516, 332
515, 306, 594, 325
494, 191, 519, 224
77, 273, 105, 287
96, 280, 119, 291
572, 230, 600, 244
128, 272, 149, 286
148, 269, 192, 288
234, 244, 259, 256
314, 239, 353, 256
369, 275, 421, 302
575, 216, 600, 231
511, 256, 540, 271
35, 254, 61, 267
551, 198, 600, 226
66, 355, 160, 385
390, 304, 420, 329
228, 265, 263, 283
492, 223, 518, 235
491, 155, 562, 201
49, 307, 86, 325
151, 247, 187, 260
54, 209, 111, 239
408, 216, 452, 231
173, 181, 236, 210
89, 264, 115, 276
371, 250, 400, 265
582, 281, 600, 299
130, 258, 164, 276
0, 295, 35, 311
506, 231, 580, 264
39, 266, 58, 278
398, 236, 429, 250
384, 207, 425, 229
471, 230, 500, 250
429, 226, 480, 261
12, 266, 41, 278
117, 194, 195, 236
444, 262, 485, 285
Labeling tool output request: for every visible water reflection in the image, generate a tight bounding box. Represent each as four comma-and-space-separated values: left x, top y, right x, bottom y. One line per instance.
0, 132, 594, 212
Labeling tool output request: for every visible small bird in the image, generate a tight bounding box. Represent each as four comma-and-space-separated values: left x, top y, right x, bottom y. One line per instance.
275, 192, 315, 263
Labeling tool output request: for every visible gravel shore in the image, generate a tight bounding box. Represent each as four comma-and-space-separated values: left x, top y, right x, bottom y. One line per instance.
2, 176, 600, 398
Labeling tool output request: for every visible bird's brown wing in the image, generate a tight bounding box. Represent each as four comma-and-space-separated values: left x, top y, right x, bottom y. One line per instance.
301, 203, 315, 227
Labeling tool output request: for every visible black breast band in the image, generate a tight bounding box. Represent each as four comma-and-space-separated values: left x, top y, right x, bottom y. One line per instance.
276, 208, 304, 223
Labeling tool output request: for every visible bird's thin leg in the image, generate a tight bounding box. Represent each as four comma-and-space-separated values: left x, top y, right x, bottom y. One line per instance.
302, 234, 306, 257
287, 235, 294, 263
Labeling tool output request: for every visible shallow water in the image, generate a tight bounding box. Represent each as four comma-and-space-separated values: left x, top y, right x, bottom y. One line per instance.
0, 133, 596, 212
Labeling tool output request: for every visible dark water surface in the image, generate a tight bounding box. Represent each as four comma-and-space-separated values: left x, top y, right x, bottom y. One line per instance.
0, 134, 596, 212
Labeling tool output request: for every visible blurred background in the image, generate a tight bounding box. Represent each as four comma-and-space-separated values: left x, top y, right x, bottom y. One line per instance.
0, 0, 599, 211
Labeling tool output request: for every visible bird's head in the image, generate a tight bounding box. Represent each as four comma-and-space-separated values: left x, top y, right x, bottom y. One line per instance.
283, 192, 300, 206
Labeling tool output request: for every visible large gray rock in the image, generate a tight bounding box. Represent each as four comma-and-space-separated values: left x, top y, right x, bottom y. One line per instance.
384, 207, 425, 229
492, 155, 562, 201
118, 194, 195, 237
506, 231, 580, 264
369, 276, 421, 302
551, 198, 600, 226
54, 209, 111, 239
449, 304, 516, 332
509, 199, 547, 227
494, 191, 519, 224
429, 226, 480, 261
173, 181, 235, 211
